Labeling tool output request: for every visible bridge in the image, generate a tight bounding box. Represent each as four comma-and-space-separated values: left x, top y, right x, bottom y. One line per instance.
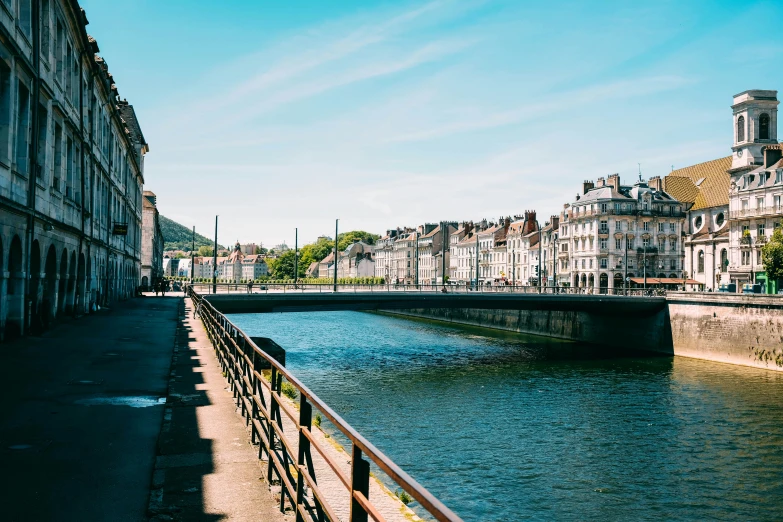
203, 290, 667, 316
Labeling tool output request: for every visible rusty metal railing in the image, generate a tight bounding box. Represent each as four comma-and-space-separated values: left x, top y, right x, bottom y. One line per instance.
191, 289, 463, 522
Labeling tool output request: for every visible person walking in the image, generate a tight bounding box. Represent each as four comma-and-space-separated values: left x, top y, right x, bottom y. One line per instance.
247, 280, 254, 294
154, 280, 160, 297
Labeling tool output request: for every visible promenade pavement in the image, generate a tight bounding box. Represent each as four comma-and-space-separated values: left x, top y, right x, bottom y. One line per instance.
0, 294, 286, 522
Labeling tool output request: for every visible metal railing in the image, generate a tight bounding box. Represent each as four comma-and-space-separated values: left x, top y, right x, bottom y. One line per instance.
730, 207, 783, 219
186, 282, 666, 296
191, 290, 463, 522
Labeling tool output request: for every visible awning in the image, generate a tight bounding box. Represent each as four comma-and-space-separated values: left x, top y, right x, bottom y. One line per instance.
628, 277, 700, 285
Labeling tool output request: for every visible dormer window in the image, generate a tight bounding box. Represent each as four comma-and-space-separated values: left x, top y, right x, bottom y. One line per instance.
737, 115, 745, 142
760, 113, 770, 140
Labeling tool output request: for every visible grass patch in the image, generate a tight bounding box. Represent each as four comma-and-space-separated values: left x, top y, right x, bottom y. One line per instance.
314, 413, 322, 428
395, 489, 413, 505
281, 381, 298, 400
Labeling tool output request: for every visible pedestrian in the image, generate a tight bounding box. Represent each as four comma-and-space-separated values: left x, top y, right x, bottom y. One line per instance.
247, 280, 254, 293
154, 280, 160, 297
162, 279, 168, 297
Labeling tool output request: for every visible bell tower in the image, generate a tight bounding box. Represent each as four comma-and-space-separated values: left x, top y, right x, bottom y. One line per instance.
731, 90, 779, 170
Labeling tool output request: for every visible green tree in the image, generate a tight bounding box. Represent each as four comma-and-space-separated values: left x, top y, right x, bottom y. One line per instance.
269, 250, 298, 279
197, 245, 214, 257
762, 228, 783, 281
337, 231, 380, 251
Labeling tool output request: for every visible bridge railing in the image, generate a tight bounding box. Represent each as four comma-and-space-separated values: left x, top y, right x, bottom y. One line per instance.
187, 282, 667, 297
190, 289, 463, 522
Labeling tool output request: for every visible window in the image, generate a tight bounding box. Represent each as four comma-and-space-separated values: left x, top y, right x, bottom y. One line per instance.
615, 221, 621, 231
600, 258, 607, 269
737, 115, 745, 142
52, 123, 61, 190
694, 216, 703, 229
757, 250, 762, 264
14, 81, 30, 176
670, 222, 677, 232
65, 137, 73, 198
775, 195, 782, 212
18, 0, 32, 38
757, 197, 765, 210
643, 237, 650, 248
760, 113, 770, 140
715, 213, 725, 227
741, 251, 750, 265
36, 104, 47, 180
742, 199, 749, 211
600, 220, 608, 232
626, 238, 633, 249
615, 203, 621, 212
589, 259, 593, 268
777, 171, 782, 184
758, 223, 765, 237
615, 238, 622, 250
0, 61, 10, 164
600, 203, 607, 213
600, 238, 607, 249
698, 251, 704, 273
581, 259, 585, 269
643, 221, 650, 231
670, 259, 677, 270
41, 0, 50, 58
658, 222, 664, 232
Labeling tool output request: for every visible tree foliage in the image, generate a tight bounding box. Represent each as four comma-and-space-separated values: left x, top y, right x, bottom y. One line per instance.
160, 215, 224, 252
269, 250, 298, 279
197, 245, 214, 257
762, 227, 783, 281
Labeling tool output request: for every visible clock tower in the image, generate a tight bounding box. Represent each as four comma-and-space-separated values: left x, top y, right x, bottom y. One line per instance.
731, 90, 778, 170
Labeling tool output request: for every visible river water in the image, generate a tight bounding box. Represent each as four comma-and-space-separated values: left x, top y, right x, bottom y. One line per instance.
231, 311, 783, 521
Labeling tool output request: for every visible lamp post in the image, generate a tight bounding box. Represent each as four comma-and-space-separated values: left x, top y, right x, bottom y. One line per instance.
212, 216, 218, 295
624, 232, 628, 296
190, 226, 195, 286
294, 228, 298, 288
643, 240, 647, 291
333, 219, 339, 292
537, 220, 542, 293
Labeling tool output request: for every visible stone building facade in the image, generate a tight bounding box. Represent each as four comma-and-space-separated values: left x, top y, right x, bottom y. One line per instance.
0, 0, 148, 338
557, 175, 685, 292
141, 191, 162, 289
727, 90, 781, 292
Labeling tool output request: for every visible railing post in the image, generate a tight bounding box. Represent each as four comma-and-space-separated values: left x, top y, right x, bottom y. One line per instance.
349, 445, 370, 522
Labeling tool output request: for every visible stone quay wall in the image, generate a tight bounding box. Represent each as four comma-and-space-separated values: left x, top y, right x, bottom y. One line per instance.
384, 292, 783, 372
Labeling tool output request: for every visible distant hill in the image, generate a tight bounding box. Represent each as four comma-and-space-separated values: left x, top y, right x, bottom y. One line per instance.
160, 215, 224, 252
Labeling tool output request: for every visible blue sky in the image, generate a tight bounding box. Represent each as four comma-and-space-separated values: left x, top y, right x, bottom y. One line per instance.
80, 0, 783, 246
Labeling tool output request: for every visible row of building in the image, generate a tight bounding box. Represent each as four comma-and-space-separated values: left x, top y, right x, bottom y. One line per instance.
0, 0, 168, 339
370, 89, 782, 293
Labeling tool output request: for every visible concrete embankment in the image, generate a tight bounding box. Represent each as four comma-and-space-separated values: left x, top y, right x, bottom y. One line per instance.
384, 292, 783, 372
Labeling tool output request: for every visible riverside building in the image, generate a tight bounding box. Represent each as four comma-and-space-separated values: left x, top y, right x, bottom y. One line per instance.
0, 1, 148, 338
560, 174, 685, 292
726, 90, 781, 292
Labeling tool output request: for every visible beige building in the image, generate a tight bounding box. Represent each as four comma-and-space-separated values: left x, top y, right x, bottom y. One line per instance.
507, 211, 539, 286
664, 157, 731, 291
141, 191, 163, 289
0, 1, 148, 338
727, 90, 781, 292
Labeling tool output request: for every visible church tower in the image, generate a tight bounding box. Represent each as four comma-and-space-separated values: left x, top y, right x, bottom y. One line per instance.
731, 90, 778, 170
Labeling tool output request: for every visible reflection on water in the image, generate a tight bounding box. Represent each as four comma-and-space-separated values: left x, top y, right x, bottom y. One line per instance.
231, 311, 783, 521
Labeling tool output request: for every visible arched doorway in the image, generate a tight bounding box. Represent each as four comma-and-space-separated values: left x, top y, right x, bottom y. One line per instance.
7, 235, 25, 337
599, 273, 608, 294
613, 273, 623, 294
77, 252, 86, 314
29, 240, 41, 331
58, 249, 68, 314
44, 245, 57, 324
67, 251, 76, 313
573, 273, 579, 289
580, 274, 587, 288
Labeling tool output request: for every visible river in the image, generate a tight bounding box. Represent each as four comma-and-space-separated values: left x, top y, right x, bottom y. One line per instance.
231, 310, 783, 521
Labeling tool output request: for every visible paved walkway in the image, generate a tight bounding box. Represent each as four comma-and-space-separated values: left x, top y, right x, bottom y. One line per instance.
0, 295, 286, 521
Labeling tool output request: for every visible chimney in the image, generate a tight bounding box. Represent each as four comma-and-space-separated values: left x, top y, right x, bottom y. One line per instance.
764, 145, 782, 168
607, 173, 620, 190
551, 216, 559, 229
583, 180, 595, 194
596, 176, 605, 187
523, 211, 537, 234
648, 176, 663, 192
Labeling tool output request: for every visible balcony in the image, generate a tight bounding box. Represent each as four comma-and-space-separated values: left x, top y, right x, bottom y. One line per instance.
636, 246, 658, 255
730, 207, 783, 219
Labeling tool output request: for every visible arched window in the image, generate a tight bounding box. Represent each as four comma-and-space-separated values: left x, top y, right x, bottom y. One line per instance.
737, 115, 745, 142
720, 249, 728, 273
698, 250, 705, 273
760, 113, 770, 140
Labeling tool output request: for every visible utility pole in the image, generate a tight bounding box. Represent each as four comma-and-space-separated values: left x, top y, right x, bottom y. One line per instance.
191, 226, 195, 285
553, 233, 557, 291
333, 219, 339, 292
415, 230, 419, 287
212, 216, 218, 294
442, 222, 447, 287
294, 228, 298, 288
474, 232, 479, 289
643, 240, 647, 291
624, 232, 628, 296
537, 220, 542, 292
